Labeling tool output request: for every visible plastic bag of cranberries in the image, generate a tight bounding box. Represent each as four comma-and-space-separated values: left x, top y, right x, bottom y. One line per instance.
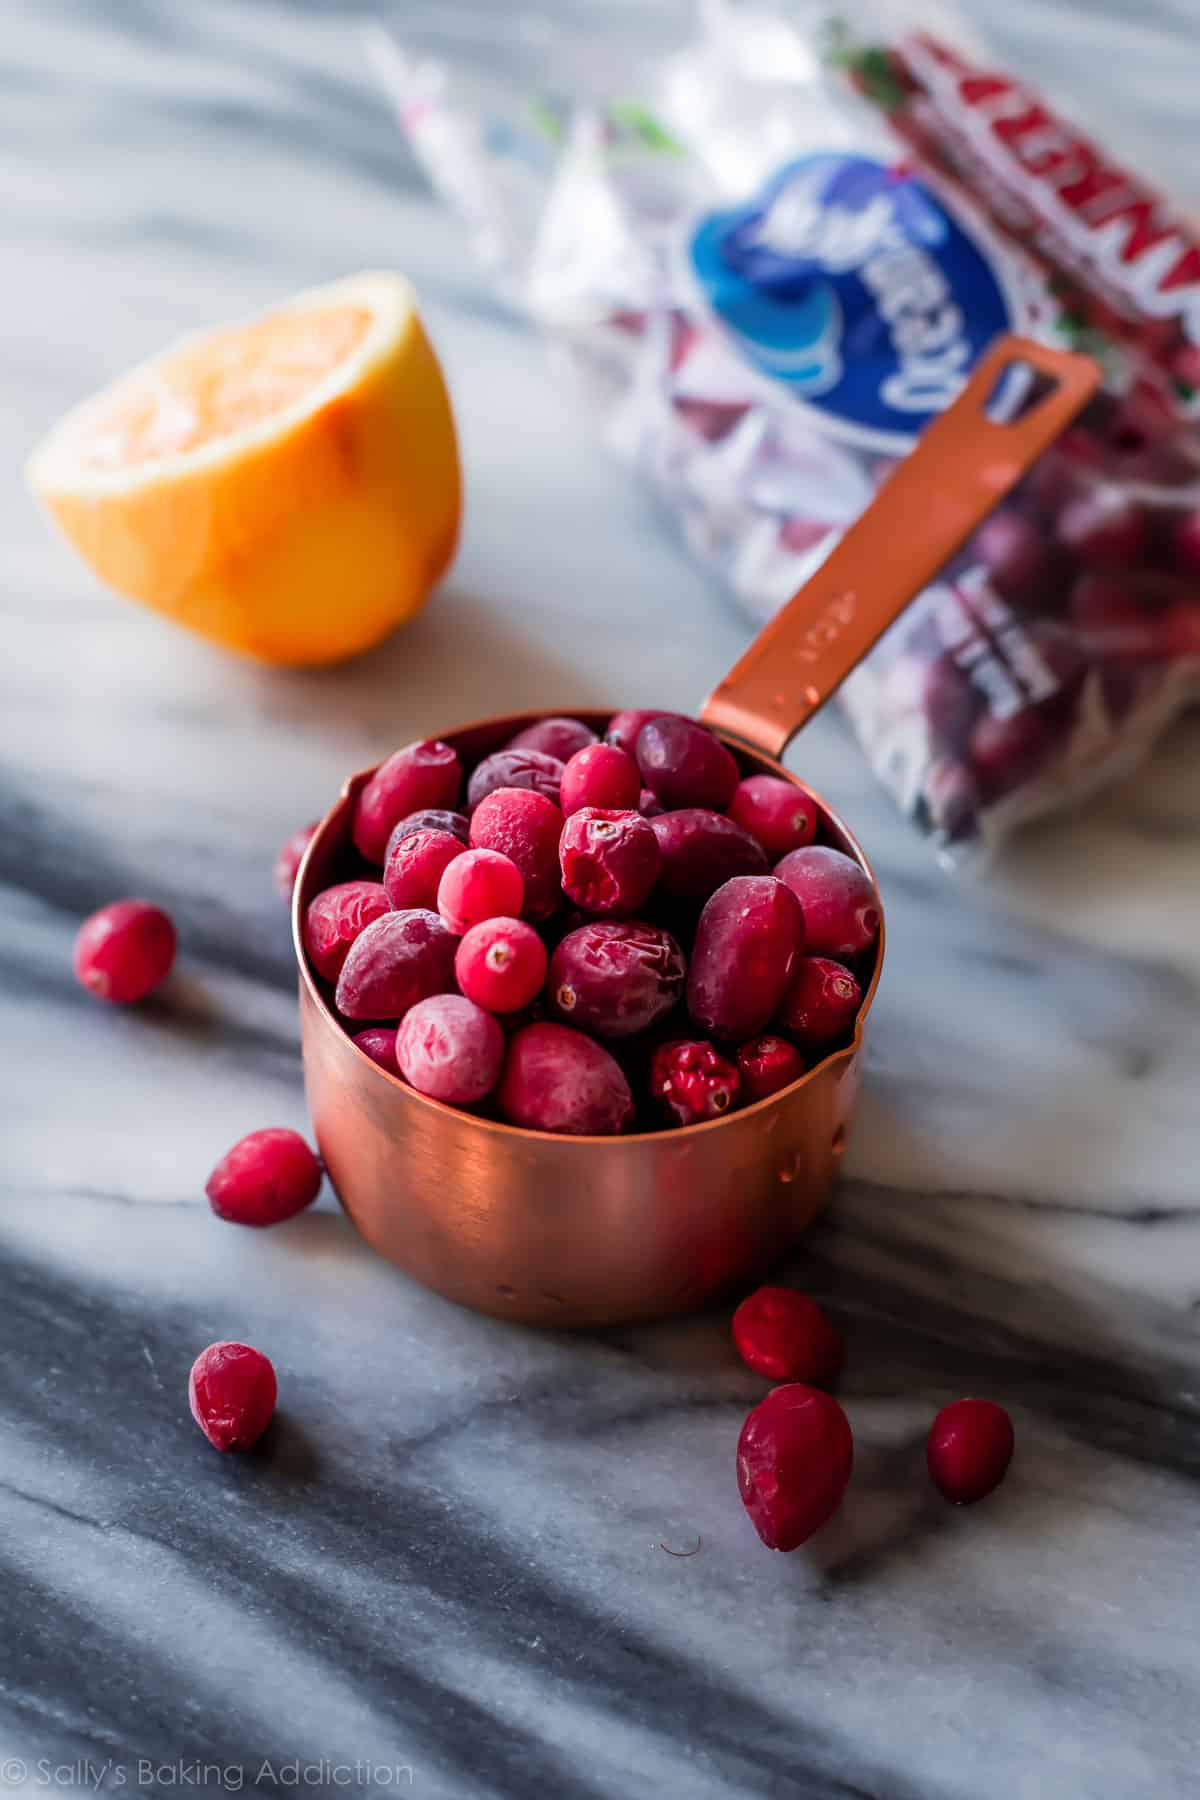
375, 1, 1200, 862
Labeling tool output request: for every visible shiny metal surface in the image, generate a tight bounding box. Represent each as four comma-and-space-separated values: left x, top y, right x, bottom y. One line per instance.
295, 722, 879, 1326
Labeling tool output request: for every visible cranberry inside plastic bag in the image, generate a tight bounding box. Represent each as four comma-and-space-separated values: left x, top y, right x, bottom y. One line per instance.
375, 2, 1200, 862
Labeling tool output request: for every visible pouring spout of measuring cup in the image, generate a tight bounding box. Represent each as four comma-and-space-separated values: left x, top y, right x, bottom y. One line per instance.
701, 334, 1100, 763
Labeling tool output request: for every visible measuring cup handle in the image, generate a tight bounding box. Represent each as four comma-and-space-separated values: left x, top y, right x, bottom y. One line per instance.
700, 334, 1100, 761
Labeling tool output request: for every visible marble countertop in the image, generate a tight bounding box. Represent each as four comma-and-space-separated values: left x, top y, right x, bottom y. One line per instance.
5, 3, 1200, 1796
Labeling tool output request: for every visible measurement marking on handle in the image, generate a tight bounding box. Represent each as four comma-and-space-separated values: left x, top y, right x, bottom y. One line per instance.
790, 590, 858, 665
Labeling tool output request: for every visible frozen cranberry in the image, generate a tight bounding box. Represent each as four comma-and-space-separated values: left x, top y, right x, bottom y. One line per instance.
549, 921, 685, 1039
650, 809, 767, 900
974, 507, 1055, 603
922, 654, 981, 751
498, 1022, 634, 1135
273, 823, 317, 899
605, 708, 670, 754
189, 1342, 277, 1452
560, 743, 641, 815
386, 808, 470, 851
353, 740, 463, 862
303, 880, 391, 982
970, 708, 1054, 800
467, 748, 564, 811
382, 828, 463, 911
396, 994, 505, 1104
688, 876, 804, 1039
334, 909, 457, 1020
1069, 571, 1174, 664
638, 788, 665, 819
437, 847, 524, 934
651, 1039, 741, 1125
507, 716, 597, 762
635, 716, 739, 811
733, 1287, 844, 1386
455, 916, 547, 1013
1057, 487, 1147, 568
777, 956, 862, 1050
352, 1026, 401, 1076
927, 1398, 1014, 1505
73, 899, 177, 1005
205, 1127, 322, 1227
559, 807, 660, 915
737, 1384, 854, 1550
774, 847, 879, 960
1171, 508, 1200, 578
469, 788, 564, 920
727, 776, 818, 857
736, 1035, 806, 1102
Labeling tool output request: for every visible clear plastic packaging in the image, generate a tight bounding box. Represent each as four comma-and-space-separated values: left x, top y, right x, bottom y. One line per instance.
372, 1, 1200, 860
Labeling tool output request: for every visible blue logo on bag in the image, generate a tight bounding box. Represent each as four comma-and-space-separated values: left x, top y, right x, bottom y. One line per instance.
689, 154, 1019, 451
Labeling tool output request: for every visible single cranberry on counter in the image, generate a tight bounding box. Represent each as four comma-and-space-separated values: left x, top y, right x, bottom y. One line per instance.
559, 807, 660, 915
386, 808, 470, 851
74, 899, 177, 1005
455, 917, 547, 1014
303, 880, 391, 982
396, 994, 505, 1105
773, 847, 879, 961
352, 741, 463, 863
650, 1038, 741, 1125
732, 1287, 844, 1387
382, 828, 464, 912
560, 743, 641, 816
189, 1342, 277, 1453
205, 1127, 322, 1227
273, 823, 317, 900
635, 715, 739, 811
437, 847, 524, 935
334, 909, 457, 1020
605, 708, 671, 755
352, 1026, 401, 1076
548, 921, 685, 1040
970, 708, 1054, 801
687, 876, 804, 1039
737, 1384, 854, 1550
470, 788, 564, 921
727, 776, 818, 857
506, 716, 597, 762
467, 748, 565, 811
1057, 487, 1147, 569
736, 1035, 806, 1102
927, 1399, 1014, 1505
777, 957, 863, 1050
497, 1022, 635, 1136
651, 809, 767, 899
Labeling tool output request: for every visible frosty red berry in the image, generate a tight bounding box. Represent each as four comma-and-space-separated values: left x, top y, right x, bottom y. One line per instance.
205, 1127, 322, 1227
189, 1342, 277, 1452
74, 899, 177, 1005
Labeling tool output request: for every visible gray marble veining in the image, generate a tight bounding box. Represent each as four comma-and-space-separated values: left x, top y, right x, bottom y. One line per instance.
3, 3, 1200, 1796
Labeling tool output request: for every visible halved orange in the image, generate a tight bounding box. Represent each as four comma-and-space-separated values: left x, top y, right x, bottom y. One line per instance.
26, 272, 461, 666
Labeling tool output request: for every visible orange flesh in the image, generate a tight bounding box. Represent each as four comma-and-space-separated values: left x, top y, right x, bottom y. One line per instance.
84, 303, 373, 468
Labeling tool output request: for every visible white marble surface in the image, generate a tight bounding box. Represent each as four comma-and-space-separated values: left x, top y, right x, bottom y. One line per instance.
4, 3, 1200, 1797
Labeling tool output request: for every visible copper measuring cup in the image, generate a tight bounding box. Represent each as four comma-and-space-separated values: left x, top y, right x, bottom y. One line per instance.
295, 336, 1097, 1326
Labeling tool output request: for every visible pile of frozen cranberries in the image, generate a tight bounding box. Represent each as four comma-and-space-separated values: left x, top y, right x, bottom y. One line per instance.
300, 712, 880, 1134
